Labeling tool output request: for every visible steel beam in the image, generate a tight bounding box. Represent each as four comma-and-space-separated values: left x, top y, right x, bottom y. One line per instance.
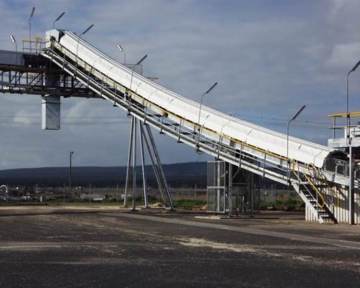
124, 116, 135, 207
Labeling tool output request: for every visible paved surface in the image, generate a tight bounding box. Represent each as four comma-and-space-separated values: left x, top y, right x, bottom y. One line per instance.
0, 206, 360, 287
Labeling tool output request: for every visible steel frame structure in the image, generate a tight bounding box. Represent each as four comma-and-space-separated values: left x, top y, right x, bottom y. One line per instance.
123, 116, 173, 210
0, 50, 174, 209
0, 52, 98, 98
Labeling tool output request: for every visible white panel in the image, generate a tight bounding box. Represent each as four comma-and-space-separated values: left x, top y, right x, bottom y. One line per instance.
41, 96, 61, 130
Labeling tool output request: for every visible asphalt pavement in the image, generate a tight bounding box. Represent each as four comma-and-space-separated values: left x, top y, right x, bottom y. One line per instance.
0, 206, 359, 288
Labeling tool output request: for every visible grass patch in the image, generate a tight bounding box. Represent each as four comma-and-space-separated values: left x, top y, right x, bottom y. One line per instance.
174, 199, 206, 210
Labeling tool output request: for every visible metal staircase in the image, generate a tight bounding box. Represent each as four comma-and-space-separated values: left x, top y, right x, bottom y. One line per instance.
290, 163, 337, 223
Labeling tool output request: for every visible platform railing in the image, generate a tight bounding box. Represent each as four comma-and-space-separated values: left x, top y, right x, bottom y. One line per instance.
22, 38, 47, 54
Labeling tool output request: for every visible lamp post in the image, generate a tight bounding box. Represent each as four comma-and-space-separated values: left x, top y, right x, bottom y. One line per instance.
286, 105, 306, 180
69, 151, 74, 199
346, 60, 360, 225
53, 12, 65, 29
80, 24, 94, 36
196, 82, 218, 149
136, 54, 148, 65
116, 43, 126, 64
10, 34, 17, 51
28, 6, 35, 51
129, 54, 147, 92
76, 24, 95, 65
197, 82, 218, 130
346, 60, 360, 135
9, 34, 17, 65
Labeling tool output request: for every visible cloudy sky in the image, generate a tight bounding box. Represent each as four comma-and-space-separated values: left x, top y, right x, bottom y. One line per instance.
0, 0, 359, 169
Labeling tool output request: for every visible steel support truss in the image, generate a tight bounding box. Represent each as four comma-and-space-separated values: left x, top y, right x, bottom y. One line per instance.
0, 54, 98, 98
123, 116, 174, 210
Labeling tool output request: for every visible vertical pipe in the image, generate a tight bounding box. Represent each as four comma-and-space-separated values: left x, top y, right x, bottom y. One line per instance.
124, 117, 134, 207
14, 41, 18, 67
349, 144, 354, 224
141, 124, 165, 202
286, 121, 291, 184
223, 162, 226, 214
29, 21, 32, 52
145, 124, 173, 209
347, 73, 353, 224
132, 118, 138, 211
347, 75, 350, 134
69, 152, 72, 199
216, 160, 220, 213
250, 172, 254, 218
196, 93, 207, 150
228, 163, 233, 217
139, 122, 148, 208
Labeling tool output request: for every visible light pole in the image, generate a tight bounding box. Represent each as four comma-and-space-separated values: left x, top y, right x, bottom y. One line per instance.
69, 151, 74, 199
346, 60, 360, 136
10, 34, 17, 65
80, 24, 94, 36
53, 12, 65, 29
129, 54, 147, 92
286, 105, 306, 178
136, 54, 148, 66
346, 60, 360, 225
197, 82, 218, 130
76, 24, 95, 65
28, 6, 35, 51
196, 82, 218, 149
116, 43, 126, 64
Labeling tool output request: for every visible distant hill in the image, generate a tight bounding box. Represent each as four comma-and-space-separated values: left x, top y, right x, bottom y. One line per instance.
0, 162, 207, 187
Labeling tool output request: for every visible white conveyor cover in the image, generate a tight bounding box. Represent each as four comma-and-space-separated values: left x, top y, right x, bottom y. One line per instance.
48, 30, 332, 168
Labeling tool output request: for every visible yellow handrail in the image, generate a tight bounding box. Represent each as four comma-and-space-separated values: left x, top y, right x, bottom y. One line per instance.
308, 163, 341, 208
303, 172, 325, 208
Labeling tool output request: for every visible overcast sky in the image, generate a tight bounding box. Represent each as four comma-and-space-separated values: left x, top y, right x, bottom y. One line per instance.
0, 0, 359, 169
